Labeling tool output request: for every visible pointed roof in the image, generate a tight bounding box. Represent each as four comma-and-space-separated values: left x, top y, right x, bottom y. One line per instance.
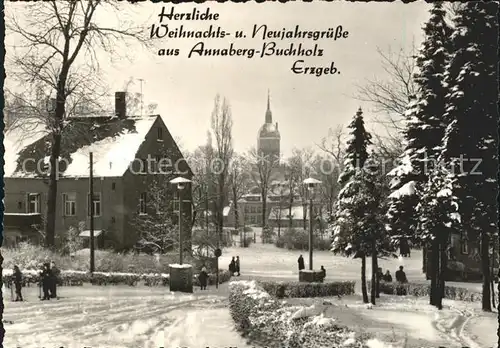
265, 89, 272, 124
4, 115, 188, 178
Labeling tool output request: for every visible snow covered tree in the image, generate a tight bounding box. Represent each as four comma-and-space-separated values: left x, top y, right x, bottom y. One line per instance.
416, 160, 461, 309
440, 2, 498, 312
131, 178, 178, 254
386, 3, 453, 257
331, 108, 388, 304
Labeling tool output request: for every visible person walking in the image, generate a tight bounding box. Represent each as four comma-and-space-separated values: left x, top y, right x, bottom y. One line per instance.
12, 265, 23, 302
50, 261, 60, 299
297, 255, 305, 271
199, 266, 208, 290
229, 257, 236, 276
40, 263, 52, 301
235, 256, 241, 276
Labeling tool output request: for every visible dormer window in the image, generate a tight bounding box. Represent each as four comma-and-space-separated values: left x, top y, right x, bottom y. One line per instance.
157, 127, 163, 141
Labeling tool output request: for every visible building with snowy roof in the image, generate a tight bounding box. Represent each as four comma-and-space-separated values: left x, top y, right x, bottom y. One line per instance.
4, 92, 193, 250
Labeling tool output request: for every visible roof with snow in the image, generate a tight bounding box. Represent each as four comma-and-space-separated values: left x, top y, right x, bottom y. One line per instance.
4, 115, 188, 179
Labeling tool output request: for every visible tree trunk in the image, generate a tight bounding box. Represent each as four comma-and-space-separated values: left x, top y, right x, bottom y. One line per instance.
233, 191, 239, 232
437, 237, 447, 310
361, 254, 369, 304
371, 250, 378, 305
430, 239, 439, 307
491, 239, 496, 309
482, 232, 492, 312
303, 204, 307, 230
45, 131, 62, 248
262, 194, 267, 228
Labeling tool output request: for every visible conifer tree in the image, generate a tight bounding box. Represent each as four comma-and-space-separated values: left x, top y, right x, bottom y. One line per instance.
386, 3, 453, 259
331, 108, 394, 304
440, 2, 498, 312
416, 156, 461, 309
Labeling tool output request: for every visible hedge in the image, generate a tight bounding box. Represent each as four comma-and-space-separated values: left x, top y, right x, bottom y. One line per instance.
229, 280, 368, 348
367, 281, 483, 303
259, 280, 355, 298
3, 268, 232, 288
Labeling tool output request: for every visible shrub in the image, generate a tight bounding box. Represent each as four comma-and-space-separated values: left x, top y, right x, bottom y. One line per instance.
261, 226, 275, 244
2, 243, 210, 274
229, 280, 367, 348
274, 228, 332, 251
241, 236, 253, 248
366, 281, 483, 302
2, 268, 232, 288
259, 280, 355, 298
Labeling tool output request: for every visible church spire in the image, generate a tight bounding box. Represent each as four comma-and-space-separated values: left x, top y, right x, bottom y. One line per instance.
265, 89, 272, 123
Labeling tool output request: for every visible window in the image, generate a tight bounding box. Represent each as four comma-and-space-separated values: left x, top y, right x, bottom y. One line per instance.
63, 192, 77, 216
27, 193, 40, 214
112, 182, 116, 190
87, 192, 102, 217
157, 127, 163, 141
461, 232, 469, 254
173, 191, 180, 212
139, 192, 147, 215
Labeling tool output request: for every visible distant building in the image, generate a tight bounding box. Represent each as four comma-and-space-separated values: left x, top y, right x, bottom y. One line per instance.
257, 90, 281, 164
4, 92, 193, 250
423, 232, 498, 282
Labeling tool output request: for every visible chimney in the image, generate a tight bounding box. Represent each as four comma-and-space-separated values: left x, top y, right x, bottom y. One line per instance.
276, 122, 278, 130
115, 92, 127, 118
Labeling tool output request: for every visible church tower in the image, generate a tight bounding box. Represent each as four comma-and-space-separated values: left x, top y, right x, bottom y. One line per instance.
257, 90, 281, 162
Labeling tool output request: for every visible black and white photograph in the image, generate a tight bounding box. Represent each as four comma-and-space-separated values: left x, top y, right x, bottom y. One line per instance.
0, 1, 498, 347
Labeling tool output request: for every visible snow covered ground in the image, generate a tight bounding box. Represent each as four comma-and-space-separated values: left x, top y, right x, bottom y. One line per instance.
221, 235, 484, 293
3, 238, 494, 347
3, 283, 251, 348
284, 294, 497, 348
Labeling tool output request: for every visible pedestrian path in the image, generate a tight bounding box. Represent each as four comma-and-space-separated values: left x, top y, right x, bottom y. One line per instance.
160, 306, 253, 348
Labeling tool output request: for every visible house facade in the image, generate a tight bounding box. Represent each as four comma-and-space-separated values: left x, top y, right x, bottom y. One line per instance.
422, 232, 498, 282
4, 92, 193, 251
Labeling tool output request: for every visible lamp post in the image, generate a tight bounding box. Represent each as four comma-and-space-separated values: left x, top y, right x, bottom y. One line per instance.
303, 177, 321, 271
170, 177, 192, 265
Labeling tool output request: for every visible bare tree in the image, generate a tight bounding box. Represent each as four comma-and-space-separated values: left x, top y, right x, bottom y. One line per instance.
354, 43, 418, 133
283, 163, 299, 229
210, 95, 234, 240
228, 154, 253, 233
269, 183, 287, 237
6, 1, 149, 247
186, 133, 218, 229
248, 148, 279, 228
316, 125, 346, 216
287, 147, 315, 229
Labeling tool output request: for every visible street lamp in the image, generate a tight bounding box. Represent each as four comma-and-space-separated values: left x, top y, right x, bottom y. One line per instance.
303, 177, 322, 270
170, 176, 192, 265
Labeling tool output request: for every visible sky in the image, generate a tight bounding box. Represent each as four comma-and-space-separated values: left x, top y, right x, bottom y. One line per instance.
5, 1, 432, 157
